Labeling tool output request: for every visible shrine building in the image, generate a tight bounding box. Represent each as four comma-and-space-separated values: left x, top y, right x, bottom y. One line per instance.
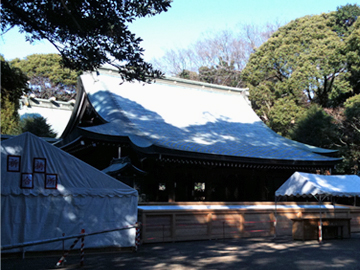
56, 67, 341, 202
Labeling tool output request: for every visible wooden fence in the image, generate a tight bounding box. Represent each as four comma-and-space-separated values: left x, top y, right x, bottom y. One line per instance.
138, 202, 360, 243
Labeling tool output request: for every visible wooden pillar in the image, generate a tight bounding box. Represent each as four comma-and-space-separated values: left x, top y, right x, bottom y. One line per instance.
171, 213, 176, 242
270, 212, 275, 236
239, 213, 244, 237
207, 212, 213, 239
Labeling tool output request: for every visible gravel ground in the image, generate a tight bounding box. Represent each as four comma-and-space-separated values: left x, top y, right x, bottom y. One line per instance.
2, 233, 360, 270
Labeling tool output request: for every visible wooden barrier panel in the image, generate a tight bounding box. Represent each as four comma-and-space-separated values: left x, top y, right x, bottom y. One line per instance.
176, 214, 208, 241
291, 218, 351, 240
138, 202, 360, 244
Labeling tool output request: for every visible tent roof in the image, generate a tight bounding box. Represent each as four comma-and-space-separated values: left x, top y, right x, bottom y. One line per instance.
275, 171, 360, 197
1, 132, 138, 197
77, 71, 339, 164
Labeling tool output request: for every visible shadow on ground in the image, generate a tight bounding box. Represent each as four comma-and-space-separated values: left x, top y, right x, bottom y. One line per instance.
2, 234, 360, 270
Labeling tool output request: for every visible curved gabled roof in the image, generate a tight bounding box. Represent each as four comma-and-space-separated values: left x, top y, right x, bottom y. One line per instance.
276, 172, 360, 197
78, 71, 340, 164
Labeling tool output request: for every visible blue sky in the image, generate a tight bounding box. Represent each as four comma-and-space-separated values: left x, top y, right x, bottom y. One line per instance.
0, 0, 356, 62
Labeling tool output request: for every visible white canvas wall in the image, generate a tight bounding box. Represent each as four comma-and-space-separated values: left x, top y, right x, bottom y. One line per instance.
1, 132, 138, 252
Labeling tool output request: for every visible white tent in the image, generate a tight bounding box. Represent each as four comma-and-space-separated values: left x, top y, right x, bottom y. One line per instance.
1, 132, 138, 252
276, 172, 360, 198
275, 171, 360, 241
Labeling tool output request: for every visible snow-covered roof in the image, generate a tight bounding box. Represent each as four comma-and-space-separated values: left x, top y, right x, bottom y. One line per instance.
77, 71, 340, 164
276, 172, 360, 197
18, 97, 74, 138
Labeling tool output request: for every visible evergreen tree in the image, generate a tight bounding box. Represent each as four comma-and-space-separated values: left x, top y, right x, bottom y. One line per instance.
290, 105, 339, 149
20, 116, 57, 138
1, 0, 171, 82
1, 56, 30, 135
11, 54, 81, 101
1, 96, 21, 135
337, 94, 360, 174
242, 5, 360, 135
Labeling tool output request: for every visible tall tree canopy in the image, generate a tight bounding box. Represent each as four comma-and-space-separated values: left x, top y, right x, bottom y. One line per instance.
1, 56, 30, 108
11, 53, 81, 101
0, 56, 30, 134
242, 4, 360, 136
345, 18, 360, 97
336, 94, 360, 174
1, 0, 171, 82
242, 4, 360, 174
289, 105, 340, 149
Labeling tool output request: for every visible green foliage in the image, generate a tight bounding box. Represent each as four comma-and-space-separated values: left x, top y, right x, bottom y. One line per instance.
1, 57, 29, 135
289, 105, 339, 149
268, 97, 306, 138
344, 94, 360, 121
11, 54, 81, 101
179, 69, 199, 81
243, 13, 349, 113
11, 54, 80, 86
1, 56, 30, 111
198, 59, 243, 87
333, 4, 360, 36
242, 5, 360, 138
241, 4, 360, 174
0, 56, 58, 137
20, 116, 57, 138
198, 66, 216, 84
1, 96, 21, 135
335, 95, 360, 175
177, 59, 244, 88
1, 0, 171, 82
345, 19, 360, 97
